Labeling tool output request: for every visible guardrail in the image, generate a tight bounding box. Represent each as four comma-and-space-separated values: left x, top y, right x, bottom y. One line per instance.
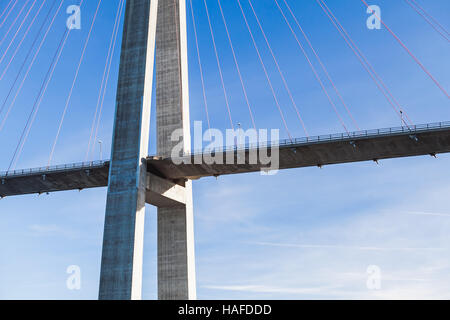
187, 121, 450, 156
0, 160, 109, 178
2, 121, 449, 177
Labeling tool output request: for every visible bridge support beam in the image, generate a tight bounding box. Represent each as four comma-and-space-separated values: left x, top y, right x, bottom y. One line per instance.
155, 0, 196, 300
146, 173, 186, 207
99, 0, 158, 300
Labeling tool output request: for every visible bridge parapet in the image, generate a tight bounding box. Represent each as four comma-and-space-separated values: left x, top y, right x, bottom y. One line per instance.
0, 160, 109, 179
187, 121, 450, 156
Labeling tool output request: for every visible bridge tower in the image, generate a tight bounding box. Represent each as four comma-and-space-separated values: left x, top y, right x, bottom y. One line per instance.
98, 0, 196, 300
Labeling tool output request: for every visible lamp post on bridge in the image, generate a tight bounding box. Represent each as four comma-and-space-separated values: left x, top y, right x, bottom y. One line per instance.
98, 140, 103, 161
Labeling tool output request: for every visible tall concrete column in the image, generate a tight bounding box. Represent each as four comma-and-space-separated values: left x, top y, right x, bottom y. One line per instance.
156, 0, 196, 300
99, 0, 158, 300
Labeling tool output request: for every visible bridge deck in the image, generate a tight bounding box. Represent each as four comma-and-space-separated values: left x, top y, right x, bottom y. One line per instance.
0, 161, 109, 197
1, 122, 449, 198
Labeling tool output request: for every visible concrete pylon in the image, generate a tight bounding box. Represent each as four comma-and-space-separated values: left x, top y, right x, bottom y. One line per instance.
99, 0, 158, 300
155, 0, 196, 300
99, 0, 195, 300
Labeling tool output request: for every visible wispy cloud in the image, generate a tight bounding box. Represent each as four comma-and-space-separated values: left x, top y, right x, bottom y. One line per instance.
203, 284, 336, 295
248, 241, 446, 252
404, 211, 450, 217
27, 224, 78, 239
196, 169, 450, 299
28, 224, 63, 234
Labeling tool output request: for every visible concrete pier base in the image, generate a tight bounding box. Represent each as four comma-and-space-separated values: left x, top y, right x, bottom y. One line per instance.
158, 188, 196, 300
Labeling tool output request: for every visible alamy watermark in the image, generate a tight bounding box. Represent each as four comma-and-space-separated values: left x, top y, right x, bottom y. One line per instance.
170, 121, 280, 175
66, 265, 81, 290
366, 265, 382, 290
66, 5, 81, 30
366, 5, 381, 30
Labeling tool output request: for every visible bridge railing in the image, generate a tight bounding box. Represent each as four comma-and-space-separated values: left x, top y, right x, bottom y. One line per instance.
187, 121, 450, 156
2, 121, 449, 176
0, 160, 109, 178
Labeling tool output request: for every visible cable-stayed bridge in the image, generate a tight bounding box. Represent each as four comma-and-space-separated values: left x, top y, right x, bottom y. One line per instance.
0, 0, 448, 300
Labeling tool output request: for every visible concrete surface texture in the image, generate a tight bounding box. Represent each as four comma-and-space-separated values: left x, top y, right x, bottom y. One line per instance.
98, 0, 158, 300
155, 0, 196, 300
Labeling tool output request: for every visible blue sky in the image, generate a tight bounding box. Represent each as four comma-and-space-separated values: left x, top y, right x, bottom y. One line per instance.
0, 0, 449, 299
